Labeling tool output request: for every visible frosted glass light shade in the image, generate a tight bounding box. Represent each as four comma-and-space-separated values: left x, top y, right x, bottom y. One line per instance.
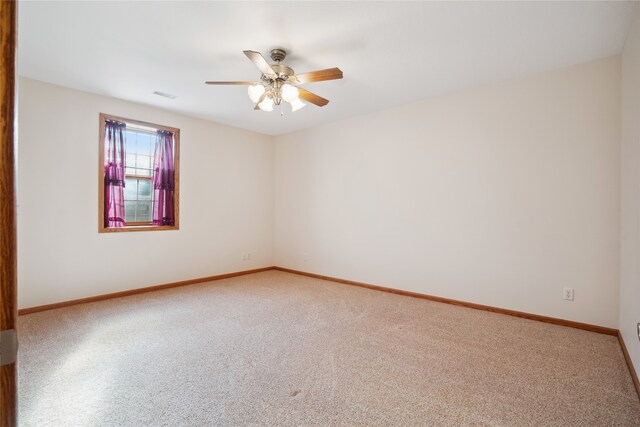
258, 96, 274, 112
290, 98, 306, 112
281, 84, 299, 102
247, 84, 265, 103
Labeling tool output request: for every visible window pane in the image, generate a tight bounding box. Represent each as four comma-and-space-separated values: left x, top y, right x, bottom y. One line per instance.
136, 155, 151, 169
138, 180, 152, 200
125, 153, 136, 168
126, 131, 137, 154
140, 135, 154, 156
129, 168, 152, 177
124, 200, 136, 222
137, 201, 152, 222
124, 179, 137, 200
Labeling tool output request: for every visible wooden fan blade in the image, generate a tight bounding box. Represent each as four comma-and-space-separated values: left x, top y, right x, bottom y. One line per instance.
295, 67, 343, 84
254, 93, 268, 110
205, 81, 255, 85
298, 88, 329, 107
243, 50, 277, 77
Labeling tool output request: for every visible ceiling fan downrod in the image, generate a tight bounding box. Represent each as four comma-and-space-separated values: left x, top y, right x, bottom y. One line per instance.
270, 48, 286, 63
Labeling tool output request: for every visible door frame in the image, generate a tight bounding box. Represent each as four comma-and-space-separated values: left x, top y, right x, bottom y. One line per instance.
0, 0, 18, 426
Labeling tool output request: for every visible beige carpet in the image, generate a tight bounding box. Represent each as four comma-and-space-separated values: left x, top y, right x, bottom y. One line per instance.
18, 270, 640, 426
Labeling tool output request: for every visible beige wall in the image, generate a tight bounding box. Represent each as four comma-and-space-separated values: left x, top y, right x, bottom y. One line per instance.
620, 5, 640, 378
17, 78, 274, 308
19, 54, 626, 332
274, 57, 621, 328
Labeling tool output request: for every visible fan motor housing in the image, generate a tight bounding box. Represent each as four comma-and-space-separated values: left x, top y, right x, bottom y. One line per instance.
268, 64, 295, 80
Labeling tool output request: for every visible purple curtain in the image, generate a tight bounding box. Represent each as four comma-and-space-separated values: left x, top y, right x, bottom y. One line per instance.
104, 120, 126, 228
152, 130, 175, 226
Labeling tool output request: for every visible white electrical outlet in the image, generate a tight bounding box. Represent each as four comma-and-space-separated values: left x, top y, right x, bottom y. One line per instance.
240, 252, 251, 261
637, 323, 640, 342
563, 287, 574, 301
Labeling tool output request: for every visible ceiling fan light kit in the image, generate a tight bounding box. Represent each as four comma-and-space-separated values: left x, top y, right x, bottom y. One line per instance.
290, 97, 306, 112
247, 84, 265, 103
280, 84, 299, 102
206, 48, 343, 113
258, 96, 274, 112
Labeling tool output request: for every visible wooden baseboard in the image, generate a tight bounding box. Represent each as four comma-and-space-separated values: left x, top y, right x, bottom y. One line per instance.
19, 265, 618, 337
273, 266, 619, 336
18, 267, 275, 315
618, 331, 640, 402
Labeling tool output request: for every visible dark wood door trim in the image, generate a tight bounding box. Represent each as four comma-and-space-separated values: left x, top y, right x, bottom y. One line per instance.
0, 0, 18, 425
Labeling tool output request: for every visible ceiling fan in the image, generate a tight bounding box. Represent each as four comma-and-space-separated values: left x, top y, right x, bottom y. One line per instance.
205, 48, 343, 112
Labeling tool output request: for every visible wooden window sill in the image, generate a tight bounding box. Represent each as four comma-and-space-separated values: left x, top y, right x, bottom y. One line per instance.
99, 225, 179, 233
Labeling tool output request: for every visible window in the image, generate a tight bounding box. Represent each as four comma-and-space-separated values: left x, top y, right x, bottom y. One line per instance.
124, 128, 155, 224
98, 113, 180, 233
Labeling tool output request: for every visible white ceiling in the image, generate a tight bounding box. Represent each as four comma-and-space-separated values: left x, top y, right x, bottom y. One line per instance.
18, 1, 637, 136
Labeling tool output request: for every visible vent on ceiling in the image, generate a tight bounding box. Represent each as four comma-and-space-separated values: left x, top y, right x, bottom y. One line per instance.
153, 91, 177, 99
